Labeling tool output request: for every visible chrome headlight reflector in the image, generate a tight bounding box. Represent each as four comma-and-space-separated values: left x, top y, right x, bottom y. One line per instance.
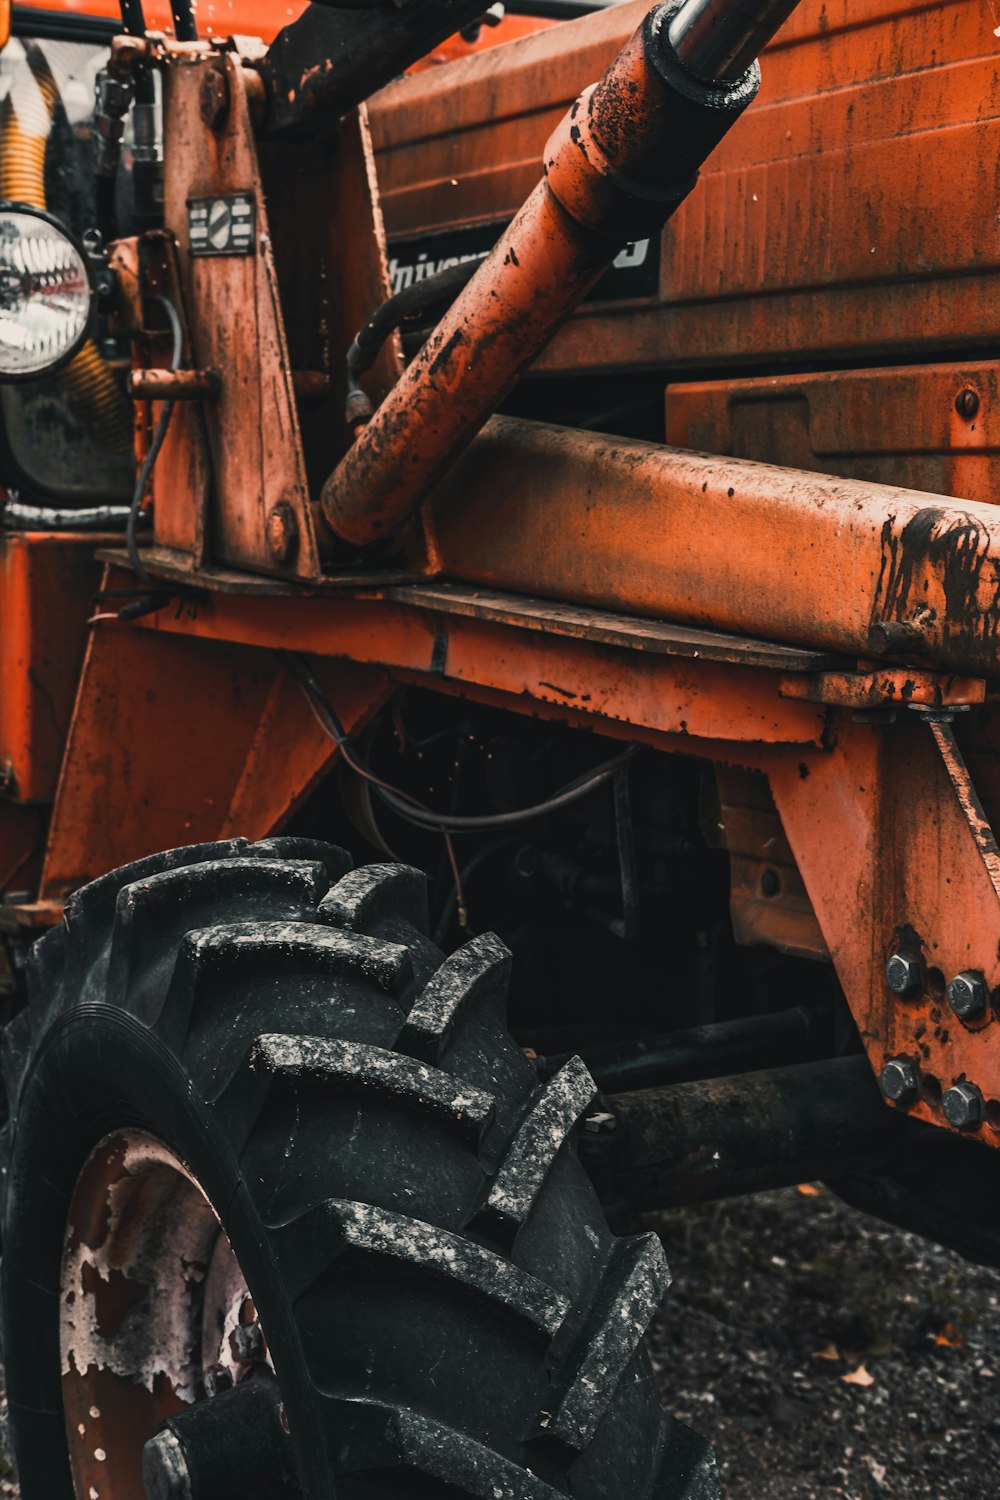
0, 203, 95, 380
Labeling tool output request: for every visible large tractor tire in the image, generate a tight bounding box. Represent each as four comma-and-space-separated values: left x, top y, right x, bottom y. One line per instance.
0, 839, 717, 1500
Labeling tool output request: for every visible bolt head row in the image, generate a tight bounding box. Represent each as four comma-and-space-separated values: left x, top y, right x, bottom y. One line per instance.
885, 954, 992, 1022
880, 1059, 987, 1133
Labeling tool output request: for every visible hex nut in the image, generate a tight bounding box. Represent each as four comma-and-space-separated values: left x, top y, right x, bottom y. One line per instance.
885, 951, 925, 999
946, 970, 988, 1022
880, 1057, 919, 1107
942, 1079, 984, 1131
582, 1109, 618, 1135
204, 1363, 233, 1398
231, 1319, 265, 1363
265, 501, 299, 566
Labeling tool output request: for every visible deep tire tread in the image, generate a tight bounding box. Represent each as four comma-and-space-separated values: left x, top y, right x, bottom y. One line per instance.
271, 1199, 570, 1337
248, 1034, 496, 1139
0, 838, 715, 1500
395, 932, 511, 1065
477, 1055, 598, 1247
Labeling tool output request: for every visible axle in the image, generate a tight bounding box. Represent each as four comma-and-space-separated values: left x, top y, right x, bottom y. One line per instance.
598, 1056, 907, 1213
321, 0, 801, 548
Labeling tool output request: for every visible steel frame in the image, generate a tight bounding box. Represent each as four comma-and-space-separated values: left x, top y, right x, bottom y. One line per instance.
6, 1, 1000, 1170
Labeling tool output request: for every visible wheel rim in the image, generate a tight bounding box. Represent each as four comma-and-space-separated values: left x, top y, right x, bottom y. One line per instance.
60, 1129, 268, 1500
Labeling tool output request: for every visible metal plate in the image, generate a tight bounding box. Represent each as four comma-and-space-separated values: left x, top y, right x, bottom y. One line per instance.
188, 193, 256, 258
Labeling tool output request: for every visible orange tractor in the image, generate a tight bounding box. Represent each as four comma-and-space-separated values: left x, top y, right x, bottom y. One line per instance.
0, 0, 996, 1494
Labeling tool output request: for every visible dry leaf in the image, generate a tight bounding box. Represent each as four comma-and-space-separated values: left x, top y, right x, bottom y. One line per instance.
934, 1323, 963, 1348
797, 1183, 821, 1197
812, 1343, 842, 1362
841, 1365, 876, 1387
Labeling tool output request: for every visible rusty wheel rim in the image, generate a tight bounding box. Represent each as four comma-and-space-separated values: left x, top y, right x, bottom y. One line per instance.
60, 1129, 269, 1500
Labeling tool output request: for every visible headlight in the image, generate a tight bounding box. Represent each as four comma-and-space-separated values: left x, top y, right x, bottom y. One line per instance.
0, 203, 95, 380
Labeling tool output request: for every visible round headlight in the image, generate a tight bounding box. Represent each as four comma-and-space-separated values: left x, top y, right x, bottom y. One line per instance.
0, 204, 95, 380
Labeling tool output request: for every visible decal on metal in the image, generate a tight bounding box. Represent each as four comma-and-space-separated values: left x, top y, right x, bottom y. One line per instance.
188, 193, 256, 257
387, 221, 660, 303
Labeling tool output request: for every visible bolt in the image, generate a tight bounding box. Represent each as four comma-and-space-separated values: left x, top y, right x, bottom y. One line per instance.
956, 387, 980, 421
761, 867, 780, 897
204, 1363, 233, 1398
880, 1056, 919, 1107
231, 1319, 265, 1363
230, 1296, 266, 1365
866, 620, 926, 657
946, 970, 988, 1022
582, 1109, 618, 1135
942, 1079, 984, 1131
885, 950, 925, 999
199, 65, 230, 130
142, 1429, 191, 1500
265, 501, 299, 566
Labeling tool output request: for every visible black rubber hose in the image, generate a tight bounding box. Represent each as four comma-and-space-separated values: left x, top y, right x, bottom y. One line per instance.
346, 257, 482, 421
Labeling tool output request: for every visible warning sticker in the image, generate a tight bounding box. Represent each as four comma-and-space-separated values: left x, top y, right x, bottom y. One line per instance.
188, 193, 256, 257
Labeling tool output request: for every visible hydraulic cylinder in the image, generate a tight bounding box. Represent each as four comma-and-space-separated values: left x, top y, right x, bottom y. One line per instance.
322, 0, 799, 548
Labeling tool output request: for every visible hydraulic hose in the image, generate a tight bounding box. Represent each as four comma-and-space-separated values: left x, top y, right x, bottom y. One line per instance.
321, 0, 801, 548
0, 44, 132, 454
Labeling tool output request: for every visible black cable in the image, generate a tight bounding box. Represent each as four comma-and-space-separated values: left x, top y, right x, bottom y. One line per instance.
127, 295, 183, 583
118, 0, 148, 33
169, 0, 199, 41
346, 258, 482, 423
286, 652, 637, 833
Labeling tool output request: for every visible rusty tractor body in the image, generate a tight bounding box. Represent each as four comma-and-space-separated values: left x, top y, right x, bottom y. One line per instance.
1, 0, 999, 1495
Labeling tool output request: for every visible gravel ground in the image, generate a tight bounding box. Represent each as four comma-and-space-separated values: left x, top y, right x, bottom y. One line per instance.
649, 1185, 1000, 1499
1, 1183, 996, 1498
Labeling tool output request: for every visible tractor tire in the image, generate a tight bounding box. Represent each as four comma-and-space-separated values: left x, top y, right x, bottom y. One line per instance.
0, 838, 718, 1500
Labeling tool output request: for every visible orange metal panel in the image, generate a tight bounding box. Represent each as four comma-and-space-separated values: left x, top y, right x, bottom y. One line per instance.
13, 1, 308, 42
0, 534, 104, 804
122, 586, 829, 747
426, 415, 1000, 679
745, 713, 1000, 1145
41, 613, 387, 898
370, 0, 1000, 374
709, 765, 828, 962
158, 55, 321, 579
219, 657, 390, 838
667, 363, 1000, 509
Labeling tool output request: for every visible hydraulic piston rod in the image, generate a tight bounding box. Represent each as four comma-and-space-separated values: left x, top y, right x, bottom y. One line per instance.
667, 0, 799, 82
322, 0, 801, 548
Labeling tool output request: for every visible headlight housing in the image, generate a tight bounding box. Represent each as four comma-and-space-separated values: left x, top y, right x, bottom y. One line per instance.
0, 203, 95, 380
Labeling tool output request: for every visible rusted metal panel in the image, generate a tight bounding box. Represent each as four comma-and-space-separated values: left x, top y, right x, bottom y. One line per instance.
159, 52, 321, 579
667, 363, 1000, 510
747, 711, 1000, 1146
113, 579, 828, 748
39, 615, 388, 900
367, 581, 846, 672
707, 766, 828, 961
371, 0, 1000, 375
0, 534, 105, 805
426, 415, 1000, 680
260, 105, 403, 520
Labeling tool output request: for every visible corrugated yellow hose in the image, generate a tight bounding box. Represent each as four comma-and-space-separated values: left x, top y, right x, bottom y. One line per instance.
0, 44, 132, 453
